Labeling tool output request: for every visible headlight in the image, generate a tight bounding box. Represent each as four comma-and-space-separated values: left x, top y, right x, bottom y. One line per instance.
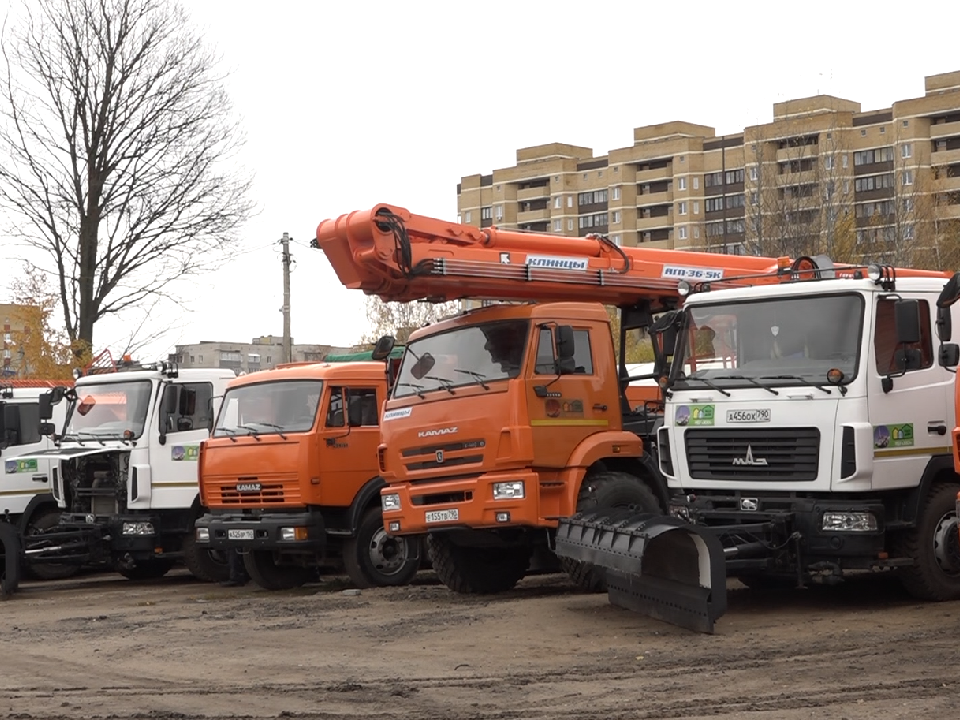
195, 527, 210, 542
493, 481, 524, 500
122, 521, 155, 535
822, 512, 878, 532
280, 527, 308, 541
382, 493, 402, 512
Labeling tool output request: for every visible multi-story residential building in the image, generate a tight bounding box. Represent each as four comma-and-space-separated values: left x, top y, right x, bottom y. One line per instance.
1, 303, 34, 377
169, 335, 353, 375
458, 69, 960, 265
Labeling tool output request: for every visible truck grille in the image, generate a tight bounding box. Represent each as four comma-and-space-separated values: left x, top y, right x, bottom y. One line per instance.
402, 439, 486, 473
205, 478, 301, 506
684, 428, 820, 482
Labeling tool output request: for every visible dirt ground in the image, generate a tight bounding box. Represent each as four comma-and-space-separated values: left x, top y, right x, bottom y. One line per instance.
2, 569, 959, 720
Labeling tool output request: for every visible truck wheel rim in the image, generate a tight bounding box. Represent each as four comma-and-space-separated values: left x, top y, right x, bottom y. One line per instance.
933, 509, 960, 575
368, 527, 407, 575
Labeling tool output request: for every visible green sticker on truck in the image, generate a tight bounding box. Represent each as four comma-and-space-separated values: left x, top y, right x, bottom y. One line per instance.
172, 445, 200, 461
675, 404, 715, 427
874, 423, 913, 449
4, 458, 38, 474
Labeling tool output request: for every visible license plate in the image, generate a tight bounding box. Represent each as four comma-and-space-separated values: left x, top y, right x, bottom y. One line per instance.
424, 509, 459, 524
227, 529, 254, 540
726, 409, 771, 423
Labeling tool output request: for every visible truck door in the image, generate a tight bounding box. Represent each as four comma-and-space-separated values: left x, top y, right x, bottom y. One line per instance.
319, 385, 381, 506
149, 381, 215, 508
867, 295, 950, 491
525, 325, 608, 467
1, 400, 53, 515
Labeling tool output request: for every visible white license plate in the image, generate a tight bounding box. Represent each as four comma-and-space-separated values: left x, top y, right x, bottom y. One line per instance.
726, 409, 771, 423
227, 529, 254, 540
424, 509, 459, 524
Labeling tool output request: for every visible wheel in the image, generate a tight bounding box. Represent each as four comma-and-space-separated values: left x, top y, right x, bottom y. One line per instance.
559, 470, 661, 593
182, 533, 230, 583
343, 508, 420, 588
243, 550, 312, 590
118, 558, 175, 580
427, 533, 529, 594
0, 522, 22, 596
896, 482, 960, 601
22, 509, 80, 581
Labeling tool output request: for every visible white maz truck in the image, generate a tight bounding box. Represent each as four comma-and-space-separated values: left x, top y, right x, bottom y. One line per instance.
16, 362, 235, 584
0, 384, 73, 582
656, 266, 960, 601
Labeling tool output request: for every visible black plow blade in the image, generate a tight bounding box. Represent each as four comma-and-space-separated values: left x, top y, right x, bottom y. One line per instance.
556, 508, 727, 633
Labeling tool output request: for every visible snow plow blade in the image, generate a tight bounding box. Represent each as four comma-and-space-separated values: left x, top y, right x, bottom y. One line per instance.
0, 522, 22, 597
555, 509, 727, 633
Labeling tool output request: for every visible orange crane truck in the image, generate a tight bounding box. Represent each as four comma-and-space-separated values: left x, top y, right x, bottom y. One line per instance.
194, 349, 423, 590
315, 203, 954, 632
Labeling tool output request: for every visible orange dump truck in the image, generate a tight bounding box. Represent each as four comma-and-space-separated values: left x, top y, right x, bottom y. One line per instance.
194, 349, 422, 590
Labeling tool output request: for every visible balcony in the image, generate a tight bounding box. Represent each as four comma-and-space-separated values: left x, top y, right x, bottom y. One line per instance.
635, 165, 673, 183
636, 213, 674, 231
636, 188, 673, 206
517, 185, 551, 202
776, 146, 818, 163
517, 207, 550, 224
931, 147, 960, 167
930, 120, 960, 139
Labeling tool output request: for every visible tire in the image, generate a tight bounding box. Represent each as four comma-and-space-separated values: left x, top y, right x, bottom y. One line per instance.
343, 508, 420, 588
427, 533, 529, 594
118, 558, 174, 581
896, 482, 960, 601
22, 509, 80, 581
559, 470, 661, 593
182, 533, 230, 583
1, 522, 22, 596
243, 550, 312, 591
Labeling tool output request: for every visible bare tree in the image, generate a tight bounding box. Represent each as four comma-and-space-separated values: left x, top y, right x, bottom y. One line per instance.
359, 296, 460, 346
0, 0, 253, 356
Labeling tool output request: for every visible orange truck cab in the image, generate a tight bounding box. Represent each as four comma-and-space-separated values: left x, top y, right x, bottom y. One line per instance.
194, 354, 421, 590
377, 301, 667, 593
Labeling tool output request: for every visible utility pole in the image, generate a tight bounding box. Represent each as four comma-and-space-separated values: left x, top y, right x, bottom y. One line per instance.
280, 233, 292, 364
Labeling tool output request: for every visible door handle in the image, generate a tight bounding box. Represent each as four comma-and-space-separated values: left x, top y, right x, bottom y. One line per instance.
927, 424, 947, 436
593, 404, 608, 411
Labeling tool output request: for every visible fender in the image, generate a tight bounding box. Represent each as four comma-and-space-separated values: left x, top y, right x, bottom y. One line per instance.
556, 431, 654, 514
17, 493, 58, 535
899, 454, 958, 525
346, 476, 388, 534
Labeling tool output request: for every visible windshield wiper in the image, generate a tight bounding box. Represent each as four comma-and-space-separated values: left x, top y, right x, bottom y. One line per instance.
713, 375, 779, 396
217, 427, 239, 443
759, 375, 832, 395
396, 382, 426, 399
252, 421, 288, 440
239, 424, 262, 441
681, 376, 731, 397
69, 431, 106, 446
454, 369, 489, 390
424, 375, 456, 394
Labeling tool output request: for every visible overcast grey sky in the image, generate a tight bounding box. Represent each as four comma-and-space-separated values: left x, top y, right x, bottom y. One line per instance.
4, 0, 960, 361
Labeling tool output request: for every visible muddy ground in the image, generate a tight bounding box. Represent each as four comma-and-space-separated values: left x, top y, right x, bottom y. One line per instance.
1, 569, 959, 720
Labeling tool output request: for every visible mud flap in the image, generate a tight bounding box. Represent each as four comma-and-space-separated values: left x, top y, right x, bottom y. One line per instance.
0, 522, 22, 597
555, 508, 727, 633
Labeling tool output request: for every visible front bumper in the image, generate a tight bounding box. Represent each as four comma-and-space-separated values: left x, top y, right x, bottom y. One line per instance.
382, 469, 542, 536
195, 511, 326, 551
25, 513, 164, 565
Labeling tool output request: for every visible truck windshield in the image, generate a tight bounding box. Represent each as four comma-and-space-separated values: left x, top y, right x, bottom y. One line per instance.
672, 293, 864, 389
393, 320, 530, 398
65, 380, 153, 440
214, 380, 324, 437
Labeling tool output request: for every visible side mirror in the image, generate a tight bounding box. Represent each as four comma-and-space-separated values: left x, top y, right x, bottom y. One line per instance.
38, 392, 54, 421
556, 325, 575, 360
409, 352, 436, 380
894, 299, 921, 345
371, 335, 396, 362
158, 385, 179, 445
939, 343, 960, 368
39, 421, 56, 437
937, 272, 960, 309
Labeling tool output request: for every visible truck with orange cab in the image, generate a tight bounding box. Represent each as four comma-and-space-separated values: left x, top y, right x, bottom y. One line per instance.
315, 203, 960, 633
194, 346, 422, 590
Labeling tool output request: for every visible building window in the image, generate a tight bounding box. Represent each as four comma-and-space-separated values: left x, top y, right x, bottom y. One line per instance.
465, 211, 472, 223
612, 210, 621, 224
481, 206, 492, 220
842, 154, 848, 168
860, 129, 867, 137
3, 332, 9, 343
903, 120, 909, 127
824, 155, 834, 170
678, 177, 687, 191
554, 196, 562, 209
692, 201, 699, 215
750, 192, 758, 205
902, 170, 914, 186
567, 196, 573, 208
678, 201, 687, 215
901, 143, 913, 159
190, 355, 195, 363
679, 226, 688, 240
612, 186, 621, 201
199, 355, 204, 363
880, 127, 886, 134
598, 170, 603, 178
749, 166, 758, 181
904, 224, 915, 240
693, 177, 699, 189
553, 219, 562, 232
582, 173, 588, 180
495, 204, 503, 220
567, 219, 574, 231
693, 226, 700, 238
578, 190, 607, 206
611, 234, 621, 246
266, 356, 272, 364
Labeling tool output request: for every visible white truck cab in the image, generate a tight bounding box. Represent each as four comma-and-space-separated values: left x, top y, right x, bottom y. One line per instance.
659, 270, 960, 600
19, 362, 235, 582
